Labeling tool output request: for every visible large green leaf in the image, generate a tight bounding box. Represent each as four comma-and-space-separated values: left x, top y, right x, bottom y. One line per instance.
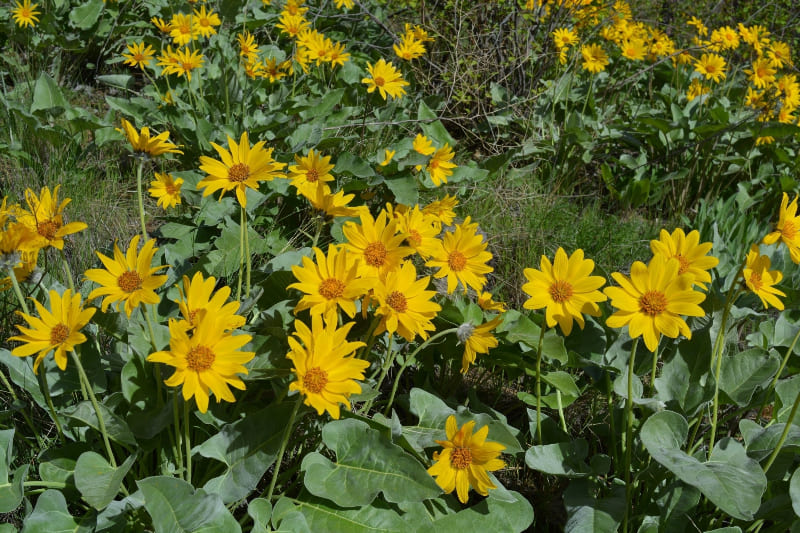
74, 451, 136, 510
0, 429, 26, 513
272, 495, 406, 532
68, 0, 104, 29
416, 488, 533, 532
301, 418, 441, 507
64, 401, 136, 447
655, 329, 713, 415
138, 476, 241, 533
741, 419, 800, 461
195, 402, 295, 503
563, 478, 625, 533
719, 348, 779, 406
21, 489, 91, 533
248, 498, 272, 533
790, 467, 800, 518
640, 411, 767, 520
525, 440, 590, 478
30, 73, 69, 113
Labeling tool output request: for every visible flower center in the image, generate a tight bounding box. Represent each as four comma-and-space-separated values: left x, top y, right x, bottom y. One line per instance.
118, 270, 143, 293
165, 182, 178, 195
228, 163, 250, 183
200, 18, 210, 27
429, 159, 440, 170
133, 52, 146, 62
319, 277, 345, 300
749, 271, 763, 291
548, 280, 573, 303
181, 61, 195, 71
781, 220, 797, 240
179, 23, 191, 35
37, 220, 60, 240
50, 323, 70, 345
306, 168, 319, 182
374, 76, 385, 87
675, 254, 691, 275
364, 242, 388, 267
639, 290, 668, 316
448, 250, 467, 271
407, 229, 422, 247
304, 367, 328, 394
186, 345, 215, 372
386, 291, 408, 312
450, 447, 473, 470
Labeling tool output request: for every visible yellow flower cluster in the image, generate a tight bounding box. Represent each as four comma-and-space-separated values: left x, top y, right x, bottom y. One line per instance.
394, 24, 433, 62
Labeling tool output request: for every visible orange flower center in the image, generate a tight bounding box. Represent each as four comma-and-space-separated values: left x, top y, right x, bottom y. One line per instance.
429, 159, 440, 170
548, 280, 574, 303
749, 271, 763, 291
179, 24, 191, 35
319, 277, 345, 300
165, 182, 179, 195
133, 52, 146, 62
781, 220, 797, 240
304, 367, 328, 394
450, 447, 473, 469
675, 254, 691, 275
374, 76, 385, 87
37, 220, 60, 240
639, 290, 668, 316
407, 229, 422, 247
118, 271, 143, 293
186, 345, 215, 372
705, 64, 718, 74
181, 61, 195, 72
386, 291, 408, 312
228, 163, 250, 183
448, 251, 467, 271
306, 168, 319, 182
364, 242, 388, 267
200, 18, 210, 27
50, 323, 70, 345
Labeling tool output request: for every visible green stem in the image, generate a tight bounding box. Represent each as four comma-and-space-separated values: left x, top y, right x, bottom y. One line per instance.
37, 368, 64, 442
763, 383, 800, 472
136, 159, 148, 240
535, 322, 546, 444
7, 266, 30, 315
622, 337, 640, 533
265, 397, 302, 501
759, 327, 800, 421
58, 249, 75, 293
143, 308, 164, 408
360, 335, 394, 415
237, 206, 245, 301
384, 328, 459, 417
70, 351, 116, 467
173, 393, 184, 479
556, 389, 567, 432
23, 480, 67, 489
649, 343, 660, 397
184, 399, 192, 483
0, 367, 44, 447
244, 207, 251, 299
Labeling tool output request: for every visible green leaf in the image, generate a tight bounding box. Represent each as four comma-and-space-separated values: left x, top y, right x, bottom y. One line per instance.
138, 476, 241, 533
719, 348, 779, 406
74, 451, 136, 510
542, 371, 580, 398
790, 467, 800, 518
384, 176, 418, 206
272, 494, 406, 532
30, 73, 69, 114
0, 429, 27, 514
740, 419, 800, 461
525, 440, 590, 477
68, 0, 104, 29
335, 153, 376, 178
21, 489, 89, 533
248, 499, 272, 533
195, 403, 296, 503
64, 401, 136, 447
417, 489, 534, 532
301, 419, 441, 507
564, 478, 624, 533
96, 75, 134, 90
542, 329, 568, 364
300, 89, 345, 121
640, 411, 766, 520
655, 330, 713, 416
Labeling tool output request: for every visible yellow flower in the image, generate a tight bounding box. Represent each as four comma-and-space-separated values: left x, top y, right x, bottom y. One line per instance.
151, 16, 172, 34
393, 33, 426, 61
122, 42, 155, 70
427, 144, 457, 186
198, 132, 286, 208
192, 5, 220, 38
604, 255, 706, 352
427, 415, 506, 504
167, 47, 204, 81
686, 78, 710, 102
619, 38, 645, 61
287, 313, 368, 419
396, 205, 441, 259
118, 118, 183, 156
147, 315, 254, 413
85, 235, 168, 317
325, 40, 350, 67
458, 315, 502, 373
343, 211, 412, 279
16, 185, 87, 252
650, 229, 719, 290
522, 248, 606, 335
687, 16, 707, 37
283, 0, 307, 16
552, 27, 579, 49
477, 291, 506, 313
426, 217, 493, 294
301, 183, 369, 219
580, 43, 609, 74
413, 133, 436, 156
768, 41, 792, 69
175, 271, 246, 331
374, 261, 441, 342
745, 57, 776, 89
11, 0, 40, 28
380, 149, 396, 167
695, 53, 726, 83
237, 31, 260, 62
763, 192, 800, 263
744, 245, 785, 310
276, 12, 310, 39
712, 26, 739, 50
169, 13, 198, 46
288, 149, 335, 197
148, 173, 183, 209
334, 0, 353, 8
9, 289, 95, 374
362, 59, 409, 100
422, 194, 458, 226
289, 245, 371, 318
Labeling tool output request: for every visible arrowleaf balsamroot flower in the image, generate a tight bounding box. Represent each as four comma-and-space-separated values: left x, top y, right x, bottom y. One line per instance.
362, 59, 409, 100
17, 185, 87, 252
373, 260, 441, 342
85, 235, 168, 317
11, 0, 40, 28
149, 173, 183, 209
198, 132, 286, 208
343, 211, 412, 279
694, 53, 727, 83
605, 255, 706, 352
9, 289, 95, 374
148, 315, 254, 413
286, 313, 368, 419
744, 245, 786, 310
581, 43, 609, 73
288, 149, 335, 197
118, 118, 183, 157
458, 315, 503, 373
176, 272, 246, 332
650, 228, 719, 290
427, 415, 506, 504
427, 144, 457, 186
522, 247, 606, 336
122, 42, 156, 70
763, 192, 800, 263
427, 217, 493, 294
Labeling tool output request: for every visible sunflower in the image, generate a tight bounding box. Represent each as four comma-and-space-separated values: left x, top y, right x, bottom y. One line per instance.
362, 59, 409, 100
148, 173, 183, 209
745, 57, 776, 89
580, 43, 609, 74
552, 27, 579, 49
422, 195, 458, 226
147, 315, 254, 413
522, 247, 606, 336
620, 38, 646, 61
288, 149, 335, 197
85, 235, 168, 317
393, 33, 426, 61
427, 415, 506, 504
167, 47, 204, 81
198, 132, 286, 208
16, 185, 87, 252
122, 42, 155, 70
276, 12, 310, 39
650, 229, 719, 290
743, 245, 786, 310
176, 272, 246, 331
286, 313, 368, 419
426, 217, 493, 294
695, 53, 727, 83
343, 211, 412, 279
192, 5, 220, 38
118, 118, 183, 157
373, 261, 440, 342
413, 134, 436, 156
169, 13, 197, 46
457, 315, 503, 373
237, 31, 261, 62
604, 255, 706, 352
427, 144, 457, 186
763, 192, 800, 263
11, 0, 40, 28
289, 245, 371, 318
396, 205, 441, 259
9, 289, 96, 374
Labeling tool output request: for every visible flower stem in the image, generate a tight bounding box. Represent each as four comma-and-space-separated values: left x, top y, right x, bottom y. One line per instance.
142, 308, 164, 408
265, 397, 302, 502
7, 266, 30, 315
173, 393, 184, 479
622, 337, 640, 533
244, 207, 251, 299
360, 335, 393, 415
184, 399, 192, 483
58, 249, 76, 293
237, 206, 245, 301
535, 321, 546, 444
136, 159, 148, 240
70, 351, 116, 467
763, 386, 800, 472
